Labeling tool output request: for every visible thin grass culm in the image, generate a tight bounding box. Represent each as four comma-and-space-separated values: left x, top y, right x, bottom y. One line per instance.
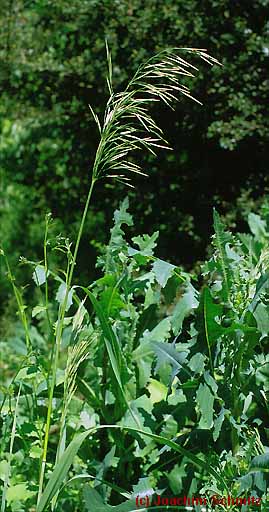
37, 45, 219, 507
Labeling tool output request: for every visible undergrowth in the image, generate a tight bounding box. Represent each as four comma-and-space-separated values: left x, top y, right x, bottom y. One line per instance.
0, 46, 268, 512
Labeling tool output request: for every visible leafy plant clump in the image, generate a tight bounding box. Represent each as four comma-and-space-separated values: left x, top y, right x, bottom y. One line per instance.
0, 47, 268, 512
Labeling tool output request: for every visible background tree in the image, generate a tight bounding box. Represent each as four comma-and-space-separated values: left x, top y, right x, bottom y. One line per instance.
0, 0, 268, 302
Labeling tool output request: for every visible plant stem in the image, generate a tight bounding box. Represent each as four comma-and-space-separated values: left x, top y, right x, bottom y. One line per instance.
37, 178, 95, 504
231, 337, 242, 455
231, 392, 240, 455
3, 254, 31, 350
1, 383, 22, 512
44, 214, 53, 335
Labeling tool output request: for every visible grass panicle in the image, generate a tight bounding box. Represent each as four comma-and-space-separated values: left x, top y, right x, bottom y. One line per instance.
30, 45, 218, 507
90, 47, 219, 187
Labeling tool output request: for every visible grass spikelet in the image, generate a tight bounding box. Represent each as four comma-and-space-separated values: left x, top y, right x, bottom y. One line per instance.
91, 47, 220, 185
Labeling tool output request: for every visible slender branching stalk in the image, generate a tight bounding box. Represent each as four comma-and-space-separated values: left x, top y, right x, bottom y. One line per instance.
37, 179, 95, 503
0, 250, 31, 350
37, 45, 219, 505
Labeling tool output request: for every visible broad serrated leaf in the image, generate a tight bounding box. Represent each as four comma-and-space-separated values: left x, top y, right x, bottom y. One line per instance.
119, 406, 151, 436
253, 303, 269, 338
109, 198, 133, 251
132, 394, 154, 414
132, 477, 155, 498
83, 487, 137, 512
196, 383, 214, 429
99, 287, 126, 316
32, 305, 47, 318
195, 286, 224, 346
204, 371, 218, 394
213, 408, 226, 442
131, 231, 159, 256
188, 353, 205, 374
161, 415, 178, 439
132, 340, 154, 388
167, 387, 186, 406
248, 213, 268, 241
6, 483, 35, 504
114, 198, 133, 229
151, 341, 189, 380
152, 259, 175, 288
254, 471, 266, 492
84, 486, 112, 512
250, 453, 269, 473
171, 283, 198, 334
238, 473, 253, 493
147, 378, 167, 403
143, 317, 171, 343
168, 463, 187, 494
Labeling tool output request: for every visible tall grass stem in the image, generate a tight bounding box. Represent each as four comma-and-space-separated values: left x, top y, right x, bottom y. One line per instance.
37, 178, 95, 504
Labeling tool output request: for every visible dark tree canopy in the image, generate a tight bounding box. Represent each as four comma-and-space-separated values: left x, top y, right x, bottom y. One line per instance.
0, 0, 268, 275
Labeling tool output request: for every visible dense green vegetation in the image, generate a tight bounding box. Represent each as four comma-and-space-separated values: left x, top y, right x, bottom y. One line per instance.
0, 2, 268, 511
0, 0, 268, 280
1, 189, 269, 510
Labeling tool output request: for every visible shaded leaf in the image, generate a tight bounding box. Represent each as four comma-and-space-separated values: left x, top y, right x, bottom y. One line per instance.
83, 486, 137, 512
152, 259, 175, 288
168, 387, 186, 406
196, 383, 214, 429
56, 283, 74, 312
99, 287, 126, 316
248, 213, 267, 241
250, 453, 269, 473
195, 286, 224, 346
132, 477, 154, 498
204, 371, 218, 394
161, 415, 178, 439
143, 317, 171, 343
32, 305, 47, 318
33, 265, 46, 286
253, 303, 269, 338
131, 232, 159, 256
188, 353, 205, 374
151, 341, 189, 380
171, 283, 198, 334
6, 483, 34, 504
83, 288, 125, 397
147, 378, 167, 403
213, 408, 226, 442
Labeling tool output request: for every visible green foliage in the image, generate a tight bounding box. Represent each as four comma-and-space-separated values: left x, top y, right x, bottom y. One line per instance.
0, 0, 268, 277
1, 198, 269, 510
0, 30, 269, 511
